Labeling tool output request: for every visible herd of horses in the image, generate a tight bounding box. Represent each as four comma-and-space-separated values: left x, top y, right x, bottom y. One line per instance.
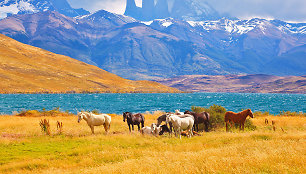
77, 109, 254, 138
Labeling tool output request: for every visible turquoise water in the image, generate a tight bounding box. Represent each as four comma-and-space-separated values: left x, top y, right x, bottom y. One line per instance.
0, 93, 305, 115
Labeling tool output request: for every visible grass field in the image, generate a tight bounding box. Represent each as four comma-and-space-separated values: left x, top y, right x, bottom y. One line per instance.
0, 112, 305, 174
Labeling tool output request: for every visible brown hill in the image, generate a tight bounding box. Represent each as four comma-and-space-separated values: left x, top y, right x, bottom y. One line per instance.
157, 74, 306, 94
0, 34, 180, 93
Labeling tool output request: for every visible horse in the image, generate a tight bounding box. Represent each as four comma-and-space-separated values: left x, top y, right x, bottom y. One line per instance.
123, 112, 145, 132
166, 113, 194, 139
175, 110, 184, 115
184, 110, 210, 132
157, 113, 173, 133
224, 109, 254, 132
77, 111, 111, 134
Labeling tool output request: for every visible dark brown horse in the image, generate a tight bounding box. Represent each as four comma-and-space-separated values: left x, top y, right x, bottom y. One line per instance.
184, 110, 210, 132
123, 112, 145, 132
156, 113, 173, 133
224, 109, 254, 132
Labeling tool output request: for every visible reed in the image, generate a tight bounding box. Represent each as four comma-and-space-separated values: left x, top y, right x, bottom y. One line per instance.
39, 119, 50, 136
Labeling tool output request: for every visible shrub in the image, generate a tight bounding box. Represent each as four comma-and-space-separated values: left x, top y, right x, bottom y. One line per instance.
279, 111, 305, 117
191, 105, 226, 130
17, 110, 40, 117
16, 108, 73, 117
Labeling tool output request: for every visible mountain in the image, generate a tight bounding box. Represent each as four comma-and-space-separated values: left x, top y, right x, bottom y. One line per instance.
157, 74, 306, 93
170, 0, 221, 21
0, 11, 305, 80
124, 0, 222, 21
0, 34, 180, 93
0, 0, 89, 19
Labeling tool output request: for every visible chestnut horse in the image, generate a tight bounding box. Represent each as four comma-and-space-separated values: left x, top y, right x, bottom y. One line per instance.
123, 112, 145, 132
224, 109, 254, 132
184, 110, 210, 132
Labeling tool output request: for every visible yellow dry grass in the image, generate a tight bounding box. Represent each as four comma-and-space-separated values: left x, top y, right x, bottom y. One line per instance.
0, 34, 180, 93
0, 113, 305, 174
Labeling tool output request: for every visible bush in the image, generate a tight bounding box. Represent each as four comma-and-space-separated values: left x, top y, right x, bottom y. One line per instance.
279, 111, 306, 117
16, 108, 73, 117
192, 105, 226, 130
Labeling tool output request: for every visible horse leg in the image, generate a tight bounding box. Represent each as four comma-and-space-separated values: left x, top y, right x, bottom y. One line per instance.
90, 126, 94, 134
242, 123, 245, 131
204, 121, 209, 132
103, 124, 108, 134
132, 124, 134, 131
226, 122, 229, 132
196, 123, 199, 132
137, 124, 140, 131
128, 124, 131, 132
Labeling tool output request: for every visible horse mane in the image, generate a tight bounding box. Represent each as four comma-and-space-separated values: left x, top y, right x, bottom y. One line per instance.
241, 109, 251, 115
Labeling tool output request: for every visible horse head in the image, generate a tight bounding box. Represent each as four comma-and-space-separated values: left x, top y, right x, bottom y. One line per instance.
123, 112, 127, 122
165, 113, 173, 123
123, 112, 131, 122
77, 112, 84, 123
247, 109, 254, 118
184, 110, 191, 114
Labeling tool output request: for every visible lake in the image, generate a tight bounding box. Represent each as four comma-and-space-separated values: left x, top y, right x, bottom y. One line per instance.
0, 93, 305, 115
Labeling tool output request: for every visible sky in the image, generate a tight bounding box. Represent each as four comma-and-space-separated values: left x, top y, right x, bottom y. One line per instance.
67, 0, 306, 22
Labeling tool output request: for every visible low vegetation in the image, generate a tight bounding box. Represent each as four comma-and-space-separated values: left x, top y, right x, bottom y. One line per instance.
16, 107, 73, 117
0, 108, 304, 173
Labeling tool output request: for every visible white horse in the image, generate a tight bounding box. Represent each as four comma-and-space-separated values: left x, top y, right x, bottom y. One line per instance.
175, 110, 184, 115
166, 113, 194, 139
77, 112, 111, 134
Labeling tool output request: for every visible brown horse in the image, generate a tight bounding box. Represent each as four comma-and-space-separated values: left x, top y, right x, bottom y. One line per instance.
224, 109, 254, 132
184, 110, 210, 132
123, 112, 145, 132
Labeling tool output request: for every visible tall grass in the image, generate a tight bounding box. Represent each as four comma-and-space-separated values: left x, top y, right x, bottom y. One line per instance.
0, 114, 305, 173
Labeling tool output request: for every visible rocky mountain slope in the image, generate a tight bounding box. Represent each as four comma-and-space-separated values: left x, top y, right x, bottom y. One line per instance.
125, 0, 223, 21
0, 8, 305, 80
0, 0, 89, 19
0, 34, 180, 93
157, 74, 306, 93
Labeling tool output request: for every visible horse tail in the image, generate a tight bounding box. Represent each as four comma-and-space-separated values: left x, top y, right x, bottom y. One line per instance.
204, 112, 210, 132
205, 112, 210, 123
141, 114, 145, 128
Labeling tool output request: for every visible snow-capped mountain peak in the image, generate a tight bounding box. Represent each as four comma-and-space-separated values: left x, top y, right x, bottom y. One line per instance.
0, 0, 89, 19
187, 18, 306, 35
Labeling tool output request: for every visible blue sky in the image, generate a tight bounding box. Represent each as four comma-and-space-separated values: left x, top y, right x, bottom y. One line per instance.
67, 0, 306, 22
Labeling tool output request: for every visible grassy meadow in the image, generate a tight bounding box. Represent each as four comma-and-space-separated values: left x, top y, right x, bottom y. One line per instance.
0, 110, 305, 174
